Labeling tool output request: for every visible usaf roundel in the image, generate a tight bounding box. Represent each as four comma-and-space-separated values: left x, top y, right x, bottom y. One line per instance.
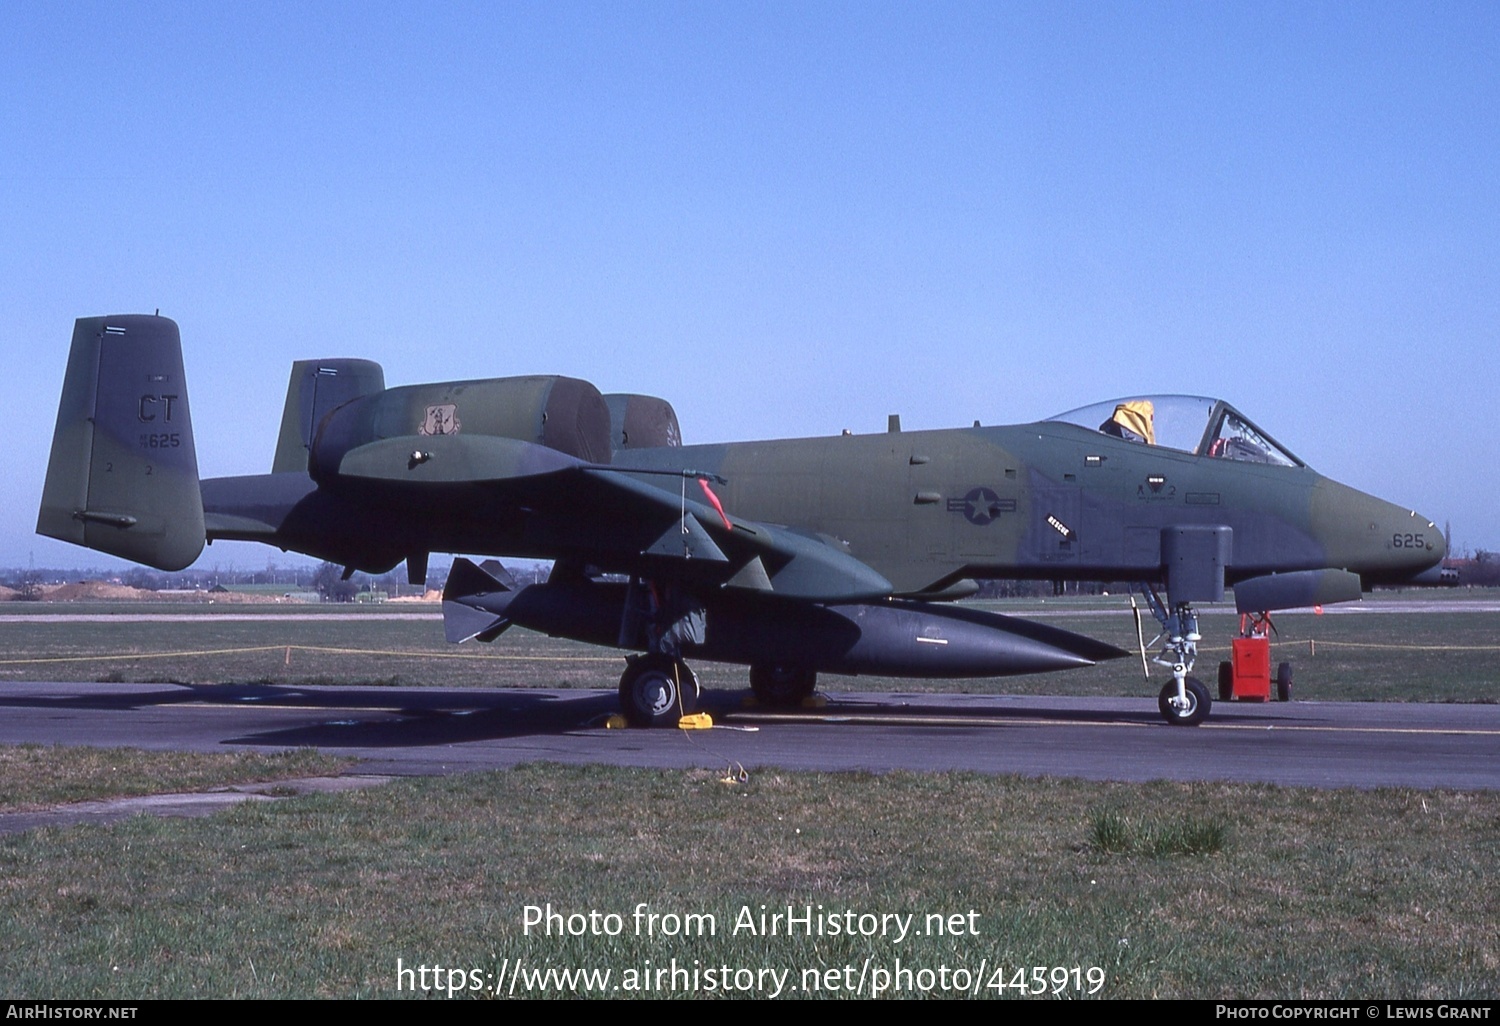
954, 486, 1004, 526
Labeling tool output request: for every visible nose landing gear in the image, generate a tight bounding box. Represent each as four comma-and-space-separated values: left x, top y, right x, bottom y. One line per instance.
1139, 585, 1210, 726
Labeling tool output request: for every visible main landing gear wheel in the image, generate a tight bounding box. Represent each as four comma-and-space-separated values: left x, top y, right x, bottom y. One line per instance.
749, 663, 816, 707
619, 655, 699, 728
1276, 662, 1293, 703
1159, 677, 1211, 727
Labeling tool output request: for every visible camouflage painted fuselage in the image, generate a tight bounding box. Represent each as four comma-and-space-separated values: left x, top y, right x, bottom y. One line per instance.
194, 392, 1444, 603
612, 423, 1443, 596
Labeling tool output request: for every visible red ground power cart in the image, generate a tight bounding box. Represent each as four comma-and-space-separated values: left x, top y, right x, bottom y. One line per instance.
1218, 613, 1293, 703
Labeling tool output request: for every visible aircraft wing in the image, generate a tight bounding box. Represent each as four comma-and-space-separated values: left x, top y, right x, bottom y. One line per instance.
326, 432, 894, 602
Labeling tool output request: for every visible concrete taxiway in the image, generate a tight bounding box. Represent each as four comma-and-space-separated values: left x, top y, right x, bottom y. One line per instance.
2, 680, 1497, 792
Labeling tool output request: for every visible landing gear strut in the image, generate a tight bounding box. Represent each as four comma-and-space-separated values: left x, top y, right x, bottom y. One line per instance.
1139, 585, 1211, 726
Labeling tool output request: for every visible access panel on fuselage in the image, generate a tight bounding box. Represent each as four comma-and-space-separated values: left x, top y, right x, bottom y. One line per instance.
712, 434, 913, 567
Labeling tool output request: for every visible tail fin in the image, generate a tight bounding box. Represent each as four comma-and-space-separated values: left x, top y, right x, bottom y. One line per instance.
271, 358, 385, 473
36, 315, 205, 570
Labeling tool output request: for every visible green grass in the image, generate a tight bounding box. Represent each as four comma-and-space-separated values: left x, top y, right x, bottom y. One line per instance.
0, 612, 617, 689
0, 766, 1494, 999
1089, 808, 1230, 856
0, 746, 355, 812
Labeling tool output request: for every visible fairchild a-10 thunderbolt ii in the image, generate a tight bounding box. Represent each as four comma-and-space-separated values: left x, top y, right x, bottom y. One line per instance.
38, 315, 1446, 726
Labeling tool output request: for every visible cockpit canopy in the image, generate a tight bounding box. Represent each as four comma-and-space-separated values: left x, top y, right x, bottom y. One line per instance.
1046, 395, 1303, 468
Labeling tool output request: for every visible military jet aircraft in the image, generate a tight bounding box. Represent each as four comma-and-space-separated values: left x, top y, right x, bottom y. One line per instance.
38, 315, 1446, 727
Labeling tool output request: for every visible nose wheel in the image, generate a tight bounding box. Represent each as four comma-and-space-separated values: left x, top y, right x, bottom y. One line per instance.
1158, 677, 1211, 726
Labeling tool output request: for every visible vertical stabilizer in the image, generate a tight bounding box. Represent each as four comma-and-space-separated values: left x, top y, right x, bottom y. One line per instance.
37, 315, 206, 570
272, 358, 385, 473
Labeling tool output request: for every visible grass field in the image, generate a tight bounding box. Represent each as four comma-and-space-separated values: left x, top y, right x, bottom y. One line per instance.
3, 592, 1497, 703
0, 593, 1496, 999
0, 746, 353, 812
1, 766, 1495, 999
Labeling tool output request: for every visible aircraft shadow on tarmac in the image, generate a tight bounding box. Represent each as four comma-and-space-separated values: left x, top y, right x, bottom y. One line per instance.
227, 690, 1190, 749
2, 681, 1301, 752
221, 686, 626, 748
737, 693, 1300, 730
0, 683, 611, 747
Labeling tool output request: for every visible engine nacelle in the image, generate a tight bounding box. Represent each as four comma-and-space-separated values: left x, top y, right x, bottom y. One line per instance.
603, 393, 682, 451
308, 375, 613, 481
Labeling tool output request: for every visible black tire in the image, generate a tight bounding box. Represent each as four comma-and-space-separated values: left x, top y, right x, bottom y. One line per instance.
1158, 677, 1211, 727
749, 663, 816, 707
619, 655, 696, 728
1276, 662, 1293, 703
1217, 660, 1234, 702
677, 661, 702, 709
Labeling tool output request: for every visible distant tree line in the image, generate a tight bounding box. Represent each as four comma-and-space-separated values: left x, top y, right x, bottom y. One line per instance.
309, 560, 552, 602
6, 553, 1496, 600
975, 579, 1118, 598
0, 561, 441, 600
1458, 551, 1500, 588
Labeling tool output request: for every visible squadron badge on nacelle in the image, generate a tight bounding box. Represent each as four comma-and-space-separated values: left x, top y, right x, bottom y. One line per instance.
419, 404, 461, 436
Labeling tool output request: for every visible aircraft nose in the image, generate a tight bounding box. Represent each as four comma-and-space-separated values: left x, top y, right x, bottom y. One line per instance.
1428, 517, 1448, 563
1384, 507, 1445, 576
1311, 480, 1445, 582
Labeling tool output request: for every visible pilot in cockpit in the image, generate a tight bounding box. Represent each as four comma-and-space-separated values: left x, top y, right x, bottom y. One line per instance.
1098, 399, 1155, 445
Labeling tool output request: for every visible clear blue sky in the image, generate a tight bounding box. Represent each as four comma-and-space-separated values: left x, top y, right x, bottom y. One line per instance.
4, 1, 1496, 570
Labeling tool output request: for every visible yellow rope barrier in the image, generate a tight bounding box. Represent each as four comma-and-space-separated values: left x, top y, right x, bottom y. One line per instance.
1192, 640, 1500, 655
1282, 640, 1500, 652
3, 638, 1498, 667
0, 645, 620, 666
